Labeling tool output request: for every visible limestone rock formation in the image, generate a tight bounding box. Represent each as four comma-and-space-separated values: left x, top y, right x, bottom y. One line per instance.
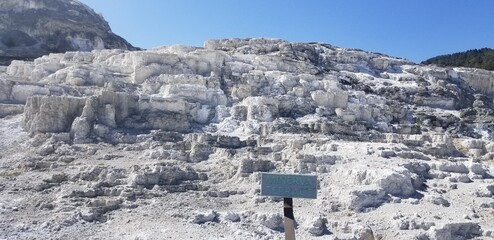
0, 38, 494, 239
0, 0, 137, 65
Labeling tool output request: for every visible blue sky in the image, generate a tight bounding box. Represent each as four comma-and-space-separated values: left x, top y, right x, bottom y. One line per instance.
80, 0, 494, 63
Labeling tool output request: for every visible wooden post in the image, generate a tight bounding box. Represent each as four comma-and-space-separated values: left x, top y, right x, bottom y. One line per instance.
260, 173, 317, 239
283, 197, 296, 240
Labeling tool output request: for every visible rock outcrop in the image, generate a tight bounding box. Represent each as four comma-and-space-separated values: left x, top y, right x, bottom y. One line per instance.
2, 39, 492, 146
0, 0, 137, 65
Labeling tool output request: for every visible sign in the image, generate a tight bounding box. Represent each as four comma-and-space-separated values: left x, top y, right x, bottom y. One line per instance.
260, 173, 317, 199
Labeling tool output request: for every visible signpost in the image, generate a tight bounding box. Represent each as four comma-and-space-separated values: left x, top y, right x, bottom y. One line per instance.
261, 173, 318, 240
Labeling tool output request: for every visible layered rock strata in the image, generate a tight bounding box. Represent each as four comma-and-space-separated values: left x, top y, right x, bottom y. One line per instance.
0, 38, 494, 239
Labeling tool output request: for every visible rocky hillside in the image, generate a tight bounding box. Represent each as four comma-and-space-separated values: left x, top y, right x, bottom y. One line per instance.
0, 39, 494, 239
0, 0, 137, 66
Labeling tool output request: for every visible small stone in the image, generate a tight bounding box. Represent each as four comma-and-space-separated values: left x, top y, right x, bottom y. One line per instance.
397, 220, 409, 230
222, 212, 241, 222
392, 213, 404, 220
305, 216, 328, 236
448, 177, 458, 183
330, 144, 338, 151
260, 213, 284, 231
427, 195, 450, 207
191, 210, 218, 224
38, 144, 55, 156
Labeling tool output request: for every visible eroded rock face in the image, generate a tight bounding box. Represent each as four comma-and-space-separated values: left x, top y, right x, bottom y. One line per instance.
1, 38, 494, 239
2, 38, 492, 145
23, 95, 86, 133
0, 0, 137, 65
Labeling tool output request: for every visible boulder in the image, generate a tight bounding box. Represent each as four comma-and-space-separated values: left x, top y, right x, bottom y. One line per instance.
378, 171, 416, 198
430, 222, 482, 240
436, 162, 469, 174
346, 186, 387, 212
338, 167, 416, 198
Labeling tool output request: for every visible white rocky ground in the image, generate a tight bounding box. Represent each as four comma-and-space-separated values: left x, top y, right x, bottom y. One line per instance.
0, 38, 493, 239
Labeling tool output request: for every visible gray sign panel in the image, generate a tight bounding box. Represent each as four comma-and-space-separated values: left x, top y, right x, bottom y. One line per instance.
261, 173, 317, 199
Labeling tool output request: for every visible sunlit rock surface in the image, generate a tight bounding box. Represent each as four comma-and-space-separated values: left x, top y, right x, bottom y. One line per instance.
0, 38, 494, 239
